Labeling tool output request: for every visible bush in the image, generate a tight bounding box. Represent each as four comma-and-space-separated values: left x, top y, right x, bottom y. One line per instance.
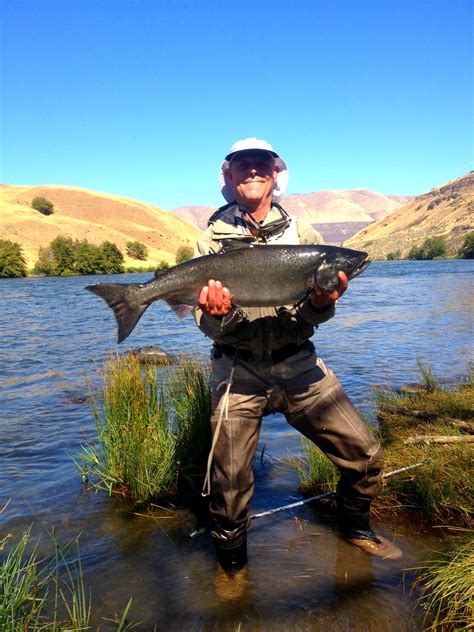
34, 237, 124, 276
0, 240, 27, 277
386, 250, 401, 260
407, 236, 446, 260
126, 240, 148, 260
458, 231, 474, 259
175, 245, 193, 264
31, 196, 54, 215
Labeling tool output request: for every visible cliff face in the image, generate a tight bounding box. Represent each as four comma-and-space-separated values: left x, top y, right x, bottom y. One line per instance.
344, 173, 474, 258
0, 184, 200, 268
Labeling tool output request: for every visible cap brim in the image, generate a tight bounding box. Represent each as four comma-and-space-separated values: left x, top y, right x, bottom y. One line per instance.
225, 148, 279, 162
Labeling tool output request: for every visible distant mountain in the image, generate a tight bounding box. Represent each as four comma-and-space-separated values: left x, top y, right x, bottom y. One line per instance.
171, 188, 412, 242
344, 172, 474, 258
0, 184, 200, 269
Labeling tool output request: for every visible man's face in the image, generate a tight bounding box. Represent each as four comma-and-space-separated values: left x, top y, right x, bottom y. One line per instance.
225, 151, 279, 210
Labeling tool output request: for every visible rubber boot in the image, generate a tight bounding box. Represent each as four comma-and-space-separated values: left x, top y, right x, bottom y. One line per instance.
337, 496, 403, 561
213, 537, 248, 575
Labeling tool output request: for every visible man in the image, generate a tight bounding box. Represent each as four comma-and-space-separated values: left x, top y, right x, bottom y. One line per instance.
193, 138, 402, 574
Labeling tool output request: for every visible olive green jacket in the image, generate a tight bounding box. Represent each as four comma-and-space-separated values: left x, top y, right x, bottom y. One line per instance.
193, 203, 335, 357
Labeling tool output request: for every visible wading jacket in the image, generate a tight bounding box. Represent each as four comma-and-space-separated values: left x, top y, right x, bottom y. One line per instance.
193, 202, 335, 360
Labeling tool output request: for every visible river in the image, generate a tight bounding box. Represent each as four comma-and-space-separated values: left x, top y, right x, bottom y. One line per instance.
1, 259, 473, 630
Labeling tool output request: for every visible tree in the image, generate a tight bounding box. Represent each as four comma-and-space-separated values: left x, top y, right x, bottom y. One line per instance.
175, 245, 193, 264
50, 236, 76, 275
386, 250, 401, 261
407, 245, 424, 260
0, 240, 27, 277
32, 197, 54, 216
458, 231, 474, 259
423, 236, 446, 259
96, 241, 124, 274
126, 241, 148, 260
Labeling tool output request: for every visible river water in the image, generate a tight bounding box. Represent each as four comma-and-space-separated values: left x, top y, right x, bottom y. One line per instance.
1, 260, 473, 630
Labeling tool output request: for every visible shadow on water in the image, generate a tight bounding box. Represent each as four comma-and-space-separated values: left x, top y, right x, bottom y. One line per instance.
1, 260, 472, 629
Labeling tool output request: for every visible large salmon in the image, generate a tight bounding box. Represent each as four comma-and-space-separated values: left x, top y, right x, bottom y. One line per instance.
86, 244, 369, 342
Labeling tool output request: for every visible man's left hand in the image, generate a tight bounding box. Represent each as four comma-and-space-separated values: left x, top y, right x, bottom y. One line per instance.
311, 271, 348, 309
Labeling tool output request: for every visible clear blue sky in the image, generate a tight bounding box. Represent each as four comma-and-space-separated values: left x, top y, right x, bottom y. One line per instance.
2, 0, 472, 210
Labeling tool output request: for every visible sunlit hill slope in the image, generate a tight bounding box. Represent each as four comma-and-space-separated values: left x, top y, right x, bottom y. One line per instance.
344, 173, 474, 258
0, 184, 201, 269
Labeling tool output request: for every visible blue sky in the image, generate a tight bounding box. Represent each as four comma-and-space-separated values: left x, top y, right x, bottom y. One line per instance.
2, 0, 472, 209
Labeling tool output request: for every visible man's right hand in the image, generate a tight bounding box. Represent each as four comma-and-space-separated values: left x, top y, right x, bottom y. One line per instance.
198, 279, 233, 316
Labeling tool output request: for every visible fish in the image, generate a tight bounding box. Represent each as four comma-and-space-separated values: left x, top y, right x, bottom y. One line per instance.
86, 244, 370, 343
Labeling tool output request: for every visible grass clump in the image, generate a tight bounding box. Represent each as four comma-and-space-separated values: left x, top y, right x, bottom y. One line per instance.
76, 353, 211, 504
372, 368, 473, 526
413, 535, 473, 631
0, 528, 91, 631
293, 437, 338, 495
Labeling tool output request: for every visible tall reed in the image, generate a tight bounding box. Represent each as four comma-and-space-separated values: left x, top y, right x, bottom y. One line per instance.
76, 353, 211, 504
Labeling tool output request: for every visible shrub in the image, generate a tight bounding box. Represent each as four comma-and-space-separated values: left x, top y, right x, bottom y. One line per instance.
33, 237, 124, 276
126, 240, 148, 260
386, 250, 401, 260
175, 245, 193, 264
0, 240, 27, 277
31, 196, 54, 215
458, 231, 474, 259
407, 236, 446, 260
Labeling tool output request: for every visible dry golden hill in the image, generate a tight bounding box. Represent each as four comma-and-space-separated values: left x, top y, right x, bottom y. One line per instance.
344, 172, 474, 258
0, 184, 201, 269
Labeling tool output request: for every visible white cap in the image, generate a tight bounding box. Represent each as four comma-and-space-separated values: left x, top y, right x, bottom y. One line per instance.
219, 137, 289, 203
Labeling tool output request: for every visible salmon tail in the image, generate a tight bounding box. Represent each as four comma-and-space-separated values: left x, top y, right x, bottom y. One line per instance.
86, 283, 148, 343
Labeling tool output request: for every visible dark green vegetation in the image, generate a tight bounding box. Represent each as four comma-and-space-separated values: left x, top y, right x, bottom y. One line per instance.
386, 232, 474, 260
31, 196, 54, 216
126, 240, 148, 260
34, 236, 124, 276
458, 230, 474, 259
76, 353, 211, 504
175, 244, 194, 264
407, 236, 446, 260
0, 240, 27, 278
296, 363, 473, 631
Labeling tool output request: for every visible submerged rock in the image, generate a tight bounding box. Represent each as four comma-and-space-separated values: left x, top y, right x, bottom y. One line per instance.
131, 346, 174, 364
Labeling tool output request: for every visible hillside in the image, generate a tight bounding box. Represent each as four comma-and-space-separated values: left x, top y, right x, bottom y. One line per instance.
344, 172, 474, 258
171, 188, 411, 242
0, 184, 201, 269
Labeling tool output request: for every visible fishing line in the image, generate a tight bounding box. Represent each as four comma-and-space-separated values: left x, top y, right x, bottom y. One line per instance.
191, 459, 428, 537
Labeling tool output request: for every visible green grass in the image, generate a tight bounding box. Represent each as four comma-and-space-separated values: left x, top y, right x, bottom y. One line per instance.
0, 527, 91, 631
292, 437, 338, 494
413, 535, 473, 631
76, 353, 212, 504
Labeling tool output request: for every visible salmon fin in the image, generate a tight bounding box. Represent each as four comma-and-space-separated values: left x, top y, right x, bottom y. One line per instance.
165, 300, 194, 319
86, 283, 148, 343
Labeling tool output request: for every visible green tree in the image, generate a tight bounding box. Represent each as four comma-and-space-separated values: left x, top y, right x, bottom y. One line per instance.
423, 236, 446, 259
386, 250, 401, 261
458, 231, 474, 259
50, 236, 76, 275
96, 241, 124, 274
34, 246, 58, 275
126, 241, 148, 260
175, 245, 193, 264
0, 240, 27, 278
407, 245, 424, 260
31, 197, 54, 215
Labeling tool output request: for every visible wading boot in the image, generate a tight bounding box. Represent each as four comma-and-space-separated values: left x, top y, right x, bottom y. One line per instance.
337, 496, 403, 561
213, 538, 248, 575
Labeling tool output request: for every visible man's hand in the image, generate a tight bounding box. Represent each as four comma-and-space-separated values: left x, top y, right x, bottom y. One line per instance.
198, 279, 233, 316
311, 271, 348, 309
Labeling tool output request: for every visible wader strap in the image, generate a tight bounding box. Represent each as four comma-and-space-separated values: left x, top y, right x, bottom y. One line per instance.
201, 350, 239, 497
